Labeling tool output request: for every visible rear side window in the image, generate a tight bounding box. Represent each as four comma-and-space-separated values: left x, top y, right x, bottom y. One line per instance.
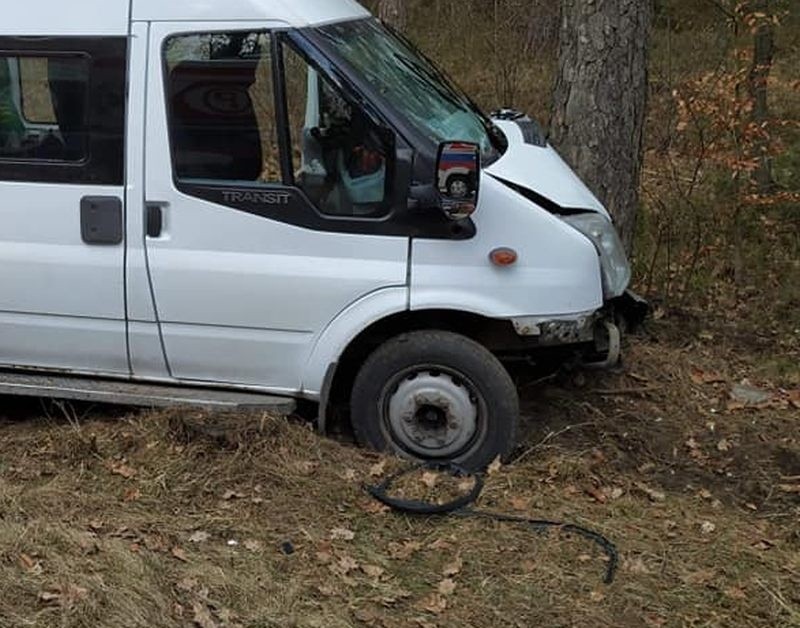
0, 38, 126, 185
0, 55, 89, 162
164, 32, 281, 184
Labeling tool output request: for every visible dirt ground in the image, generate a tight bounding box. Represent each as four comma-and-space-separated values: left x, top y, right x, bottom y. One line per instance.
1, 312, 798, 628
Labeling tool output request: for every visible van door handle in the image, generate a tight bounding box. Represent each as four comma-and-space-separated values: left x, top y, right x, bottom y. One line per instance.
146, 204, 163, 238
81, 196, 123, 245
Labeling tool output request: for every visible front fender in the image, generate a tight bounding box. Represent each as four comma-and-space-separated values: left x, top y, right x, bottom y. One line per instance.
300, 286, 409, 398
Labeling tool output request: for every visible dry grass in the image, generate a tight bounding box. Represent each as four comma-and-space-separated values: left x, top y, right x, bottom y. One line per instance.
1, 314, 799, 628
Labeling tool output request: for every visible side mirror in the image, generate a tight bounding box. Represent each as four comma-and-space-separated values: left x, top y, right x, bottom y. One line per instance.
436, 141, 480, 220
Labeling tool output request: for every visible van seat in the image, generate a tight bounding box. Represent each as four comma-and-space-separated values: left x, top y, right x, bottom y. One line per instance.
168, 60, 263, 182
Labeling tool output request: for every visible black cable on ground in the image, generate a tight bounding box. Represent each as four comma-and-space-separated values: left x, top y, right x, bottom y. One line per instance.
365, 462, 619, 585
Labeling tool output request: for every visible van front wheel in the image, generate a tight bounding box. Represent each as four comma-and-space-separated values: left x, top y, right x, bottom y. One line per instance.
350, 331, 519, 471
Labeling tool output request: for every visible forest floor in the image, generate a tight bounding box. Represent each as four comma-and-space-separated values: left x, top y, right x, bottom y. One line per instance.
0, 307, 799, 628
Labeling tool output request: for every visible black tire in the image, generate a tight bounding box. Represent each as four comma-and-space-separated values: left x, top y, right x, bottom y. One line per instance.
350, 331, 519, 471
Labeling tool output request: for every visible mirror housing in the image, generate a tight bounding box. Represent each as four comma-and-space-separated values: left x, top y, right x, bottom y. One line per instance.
436, 141, 480, 220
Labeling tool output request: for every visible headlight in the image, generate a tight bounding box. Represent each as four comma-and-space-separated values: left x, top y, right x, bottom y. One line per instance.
562, 213, 631, 299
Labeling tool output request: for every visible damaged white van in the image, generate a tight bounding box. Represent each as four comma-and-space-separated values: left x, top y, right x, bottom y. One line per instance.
0, 0, 646, 469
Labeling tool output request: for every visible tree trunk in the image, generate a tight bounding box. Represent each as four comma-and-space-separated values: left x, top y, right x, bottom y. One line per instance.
747, 0, 775, 193
378, 0, 407, 30
550, 0, 653, 253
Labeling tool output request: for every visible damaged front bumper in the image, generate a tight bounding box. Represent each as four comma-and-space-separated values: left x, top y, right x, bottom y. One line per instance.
510, 290, 650, 368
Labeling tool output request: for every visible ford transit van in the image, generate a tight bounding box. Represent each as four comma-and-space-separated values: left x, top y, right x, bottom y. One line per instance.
0, 0, 646, 469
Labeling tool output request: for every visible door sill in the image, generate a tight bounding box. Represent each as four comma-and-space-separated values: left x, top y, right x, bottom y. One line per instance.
0, 369, 296, 413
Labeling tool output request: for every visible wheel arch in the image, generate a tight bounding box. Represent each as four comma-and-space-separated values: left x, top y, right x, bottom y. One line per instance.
310, 305, 521, 434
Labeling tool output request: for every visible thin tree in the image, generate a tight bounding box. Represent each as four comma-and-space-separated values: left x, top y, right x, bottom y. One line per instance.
550, 0, 654, 253
747, 0, 775, 192
378, 0, 407, 30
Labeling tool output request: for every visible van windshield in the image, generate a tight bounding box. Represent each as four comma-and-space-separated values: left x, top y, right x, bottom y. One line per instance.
316, 18, 506, 163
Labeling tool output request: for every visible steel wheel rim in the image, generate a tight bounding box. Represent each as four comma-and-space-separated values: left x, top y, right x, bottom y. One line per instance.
380, 366, 485, 460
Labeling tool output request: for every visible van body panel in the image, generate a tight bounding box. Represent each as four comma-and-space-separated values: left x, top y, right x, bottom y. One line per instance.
132, 0, 368, 26
300, 286, 409, 397
1, 0, 129, 36
126, 21, 171, 378
487, 120, 608, 217
410, 175, 605, 318
0, 183, 128, 374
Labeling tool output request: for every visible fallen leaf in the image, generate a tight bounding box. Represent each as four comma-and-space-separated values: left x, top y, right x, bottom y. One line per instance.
107, 460, 136, 479
690, 367, 725, 385
388, 540, 421, 560
123, 487, 141, 502
725, 586, 747, 600
698, 488, 713, 500
589, 590, 606, 603
337, 554, 359, 574
624, 557, 650, 574
778, 484, 800, 494
362, 564, 385, 579
192, 601, 218, 628
457, 477, 476, 493
509, 496, 531, 511
683, 569, 717, 585
437, 578, 456, 596
417, 593, 447, 615
609, 487, 625, 500
330, 527, 356, 541
752, 538, 777, 551
442, 555, 463, 577
189, 531, 210, 544
586, 486, 608, 504
361, 500, 390, 515
39, 584, 88, 609
217, 608, 237, 623
243, 539, 262, 552
177, 577, 198, 592
636, 482, 666, 502
354, 608, 381, 625
487, 457, 502, 476
316, 550, 333, 565
716, 439, 732, 452
369, 460, 387, 478
421, 471, 439, 489
221, 490, 245, 501
700, 521, 716, 535
171, 546, 189, 562
342, 468, 358, 482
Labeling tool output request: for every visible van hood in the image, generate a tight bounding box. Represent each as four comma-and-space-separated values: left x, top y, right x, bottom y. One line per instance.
486, 118, 610, 219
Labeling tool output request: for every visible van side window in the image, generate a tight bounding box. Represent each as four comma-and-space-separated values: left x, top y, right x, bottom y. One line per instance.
0, 38, 126, 185
0, 55, 90, 162
164, 33, 281, 184
283, 45, 392, 218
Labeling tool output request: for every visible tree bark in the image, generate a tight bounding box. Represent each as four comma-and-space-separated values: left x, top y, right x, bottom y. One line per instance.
550, 0, 653, 253
378, 0, 407, 30
747, 0, 775, 192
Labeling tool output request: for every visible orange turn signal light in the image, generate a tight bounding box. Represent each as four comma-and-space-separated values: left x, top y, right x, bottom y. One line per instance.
489, 247, 518, 267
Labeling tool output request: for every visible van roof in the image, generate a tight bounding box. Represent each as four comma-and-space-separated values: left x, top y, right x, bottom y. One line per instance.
2, 0, 370, 37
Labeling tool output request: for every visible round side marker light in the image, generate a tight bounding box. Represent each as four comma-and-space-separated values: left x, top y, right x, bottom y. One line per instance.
489, 247, 518, 267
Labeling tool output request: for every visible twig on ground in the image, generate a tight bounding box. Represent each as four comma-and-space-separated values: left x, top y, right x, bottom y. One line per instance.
515, 422, 594, 463
590, 386, 662, 396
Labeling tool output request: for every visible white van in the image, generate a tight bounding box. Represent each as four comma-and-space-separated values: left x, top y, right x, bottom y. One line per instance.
0, 0, 646, 469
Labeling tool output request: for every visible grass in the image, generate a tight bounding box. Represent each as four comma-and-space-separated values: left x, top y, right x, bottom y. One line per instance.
1, 314, 798, 627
